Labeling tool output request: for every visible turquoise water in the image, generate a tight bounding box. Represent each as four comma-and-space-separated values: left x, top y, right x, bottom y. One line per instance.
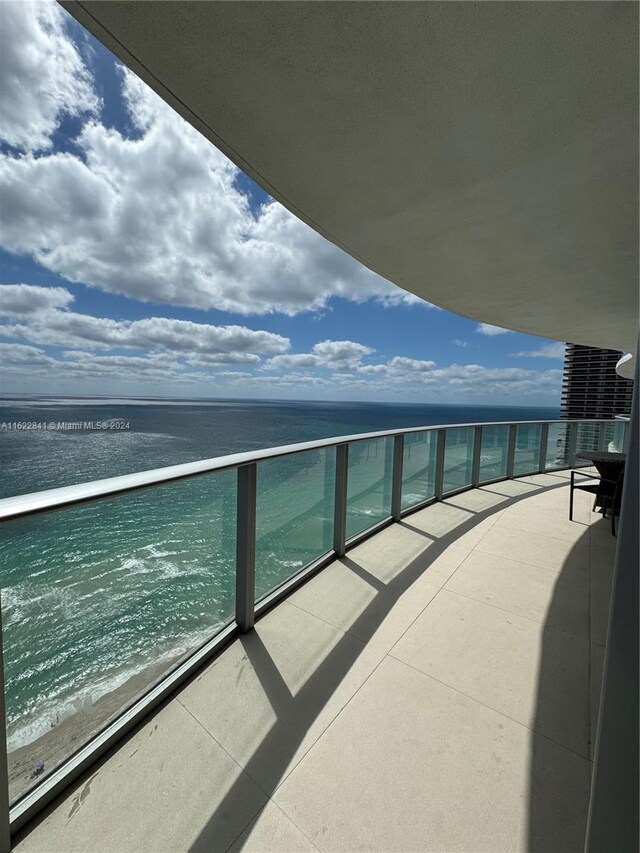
0, 397, 559, 757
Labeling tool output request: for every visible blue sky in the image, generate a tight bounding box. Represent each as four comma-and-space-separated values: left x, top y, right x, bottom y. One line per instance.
0, 2, 565, 405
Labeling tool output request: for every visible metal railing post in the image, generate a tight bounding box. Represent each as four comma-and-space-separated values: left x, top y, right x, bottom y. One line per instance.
382, 438, 394, 513
333, 444, 349, 557
538, 423, 549, 473
597, 420, 607, 451
622, 419, 630, 453
391, 434, 405, 521
435, 429, 446, 500
0, 598, 11, 853
567, 422, 578, 466
236, 463, 257, 633
506, 424, 517, 478
471, 426, 482, 487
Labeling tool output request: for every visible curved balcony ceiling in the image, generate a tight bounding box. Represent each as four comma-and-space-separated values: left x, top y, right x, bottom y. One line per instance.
62, 2, 639, 372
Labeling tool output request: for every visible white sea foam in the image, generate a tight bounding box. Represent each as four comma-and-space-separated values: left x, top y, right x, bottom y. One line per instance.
5, 623, 223, 751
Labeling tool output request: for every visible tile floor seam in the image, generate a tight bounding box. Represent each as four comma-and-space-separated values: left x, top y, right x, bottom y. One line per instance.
430, 545, 478, 595
270, 652, 392, 798
492, 515, 592, 543
474, 540, 589, 573
175, 640, 382, 810
386, 654, 592, 763
176, 695, 311, 829
483, 519, 593, 550
264, 800, 322, 853
284, 597, 365, 644
176, 696, 256, 777
223, 798, 322, 853
288, 551, 473, 661
449, 542, 590, 580
179, 602, 388, 804
476, 505, 507, 539
381, 557, 470, 657
440, 585, 590, 643
173, 699, 270, 853
179, 675, 334, 810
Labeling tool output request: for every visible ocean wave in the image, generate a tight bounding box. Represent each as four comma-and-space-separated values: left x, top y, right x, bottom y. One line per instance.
5, 623, 222, 752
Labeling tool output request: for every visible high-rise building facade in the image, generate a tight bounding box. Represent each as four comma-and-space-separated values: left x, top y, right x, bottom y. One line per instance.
562, 344, 634, 420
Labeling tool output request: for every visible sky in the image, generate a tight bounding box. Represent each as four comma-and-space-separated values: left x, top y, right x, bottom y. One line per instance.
0, 1, 566, 406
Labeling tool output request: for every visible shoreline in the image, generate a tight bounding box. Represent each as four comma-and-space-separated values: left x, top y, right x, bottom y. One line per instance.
8, 655, 181, 804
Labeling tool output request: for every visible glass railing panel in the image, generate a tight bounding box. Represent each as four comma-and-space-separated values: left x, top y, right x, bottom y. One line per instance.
575, 421, 604, 456
346, 437, 392, 540
607, 419, 628, 453
0, 471, 236, 805
545, 422, 571, 469
255, 448, 335, 600
442, 427, 474, 493
572, 420, 627, 462
401, 431, 436, 510
478, 425, 509, 482
513, 424, 542, 475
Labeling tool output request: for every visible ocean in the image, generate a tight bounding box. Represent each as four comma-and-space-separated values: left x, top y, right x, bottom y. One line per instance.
0, 396, 559, 793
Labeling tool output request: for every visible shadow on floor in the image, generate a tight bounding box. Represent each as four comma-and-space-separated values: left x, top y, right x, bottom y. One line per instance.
17, 478, 594, 852
527, 513, 615, 853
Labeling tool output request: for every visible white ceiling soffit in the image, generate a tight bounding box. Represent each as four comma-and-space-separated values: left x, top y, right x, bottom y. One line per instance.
62, 1, 639, 367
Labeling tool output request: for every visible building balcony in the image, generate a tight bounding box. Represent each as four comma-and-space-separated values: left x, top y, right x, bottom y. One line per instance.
8, 451, 616, 852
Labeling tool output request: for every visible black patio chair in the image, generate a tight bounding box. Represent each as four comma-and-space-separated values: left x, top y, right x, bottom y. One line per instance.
569, 469, 616, 521
569, 466, 625, 536
610, 468, 625, 537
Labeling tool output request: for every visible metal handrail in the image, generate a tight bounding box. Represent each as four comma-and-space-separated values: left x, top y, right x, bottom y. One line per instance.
0, 415, 623, 839
0, 418, 613, 522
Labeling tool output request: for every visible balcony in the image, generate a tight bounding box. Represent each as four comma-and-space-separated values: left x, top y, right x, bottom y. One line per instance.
0, 417, 624, 850
11, 468, 615, 852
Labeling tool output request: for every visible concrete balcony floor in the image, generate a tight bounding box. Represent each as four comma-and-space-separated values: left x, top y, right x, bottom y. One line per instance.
15, 472, 616, 853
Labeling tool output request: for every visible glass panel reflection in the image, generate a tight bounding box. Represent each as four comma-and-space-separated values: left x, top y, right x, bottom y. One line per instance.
255, 448, 335, 600
478, 425, 509, 482
1, 472, 236, 804
401, 431, 436, 510
346, 437, 392, 540
545, 422, 571, 469
442, 427, 474, 493
514, 424, 542, 475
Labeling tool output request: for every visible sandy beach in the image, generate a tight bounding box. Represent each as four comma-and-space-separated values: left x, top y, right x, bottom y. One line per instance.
8, 656, 180, 804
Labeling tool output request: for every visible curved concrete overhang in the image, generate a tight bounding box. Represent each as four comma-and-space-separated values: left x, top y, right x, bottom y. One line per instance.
61, 1, 639, 358
616, 352, 635, 380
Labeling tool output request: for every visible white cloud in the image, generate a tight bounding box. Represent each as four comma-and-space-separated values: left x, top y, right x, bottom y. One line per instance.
0, 285, 290, 356
427, 363, 562, 395
264, 339, 374, 372
512, 342, 565, 359
0, 341, 562, 403
0, 283, 74, 314
387, 356, 436, 374
259, 351, 559, 400
61, 349, 179, 378
476, 323, 512, 337
0, 13, 418, 316
264, 354, 322, 371
0, 342, 53, 368
453, 339, 469, 348
357, 364, 387, 375
186, 352, 261, 366
0, 1, 99, 152
312, 339, 374, 368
